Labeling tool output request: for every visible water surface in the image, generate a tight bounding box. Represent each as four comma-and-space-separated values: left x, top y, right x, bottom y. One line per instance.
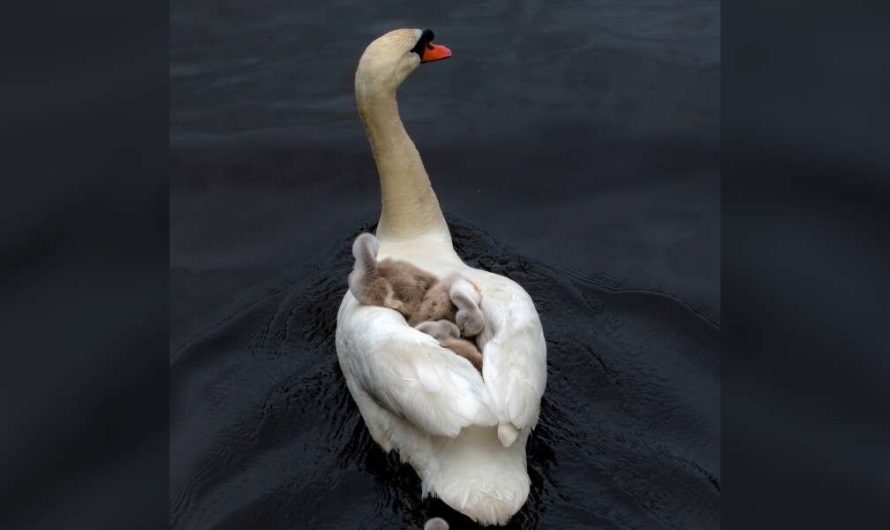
171, 1, 719, 527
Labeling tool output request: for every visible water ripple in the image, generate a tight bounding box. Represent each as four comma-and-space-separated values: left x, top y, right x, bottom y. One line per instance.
171, 218, 719, 529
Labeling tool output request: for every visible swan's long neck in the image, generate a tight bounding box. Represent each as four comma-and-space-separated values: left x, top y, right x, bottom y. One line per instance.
356, 83, 449, 242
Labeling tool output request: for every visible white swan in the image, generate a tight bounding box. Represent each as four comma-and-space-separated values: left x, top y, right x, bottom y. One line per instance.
335, 28, 547, 526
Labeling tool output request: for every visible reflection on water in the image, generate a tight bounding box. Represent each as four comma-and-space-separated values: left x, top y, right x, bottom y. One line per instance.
170, 220, 719, 529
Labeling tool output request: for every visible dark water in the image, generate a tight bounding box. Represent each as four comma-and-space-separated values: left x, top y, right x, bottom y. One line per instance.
171, 0, 719, 528
170, 221, 719, 529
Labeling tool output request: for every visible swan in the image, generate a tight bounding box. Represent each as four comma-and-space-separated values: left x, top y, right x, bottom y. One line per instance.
335, 28, 547, 526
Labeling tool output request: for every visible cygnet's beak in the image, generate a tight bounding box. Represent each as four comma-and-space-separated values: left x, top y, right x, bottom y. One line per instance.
420, 42, 452, 63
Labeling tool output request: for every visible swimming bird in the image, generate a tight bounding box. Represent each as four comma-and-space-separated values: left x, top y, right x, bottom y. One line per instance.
335, 28, 547, 526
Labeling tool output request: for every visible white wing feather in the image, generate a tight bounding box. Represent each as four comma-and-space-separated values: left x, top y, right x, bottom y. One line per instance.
474, 271, 547, 431
336, 295, 498, 438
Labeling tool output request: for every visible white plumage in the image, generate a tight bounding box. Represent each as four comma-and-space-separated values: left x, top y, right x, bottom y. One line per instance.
336, 236, 546, 525
335, 29, 547, 525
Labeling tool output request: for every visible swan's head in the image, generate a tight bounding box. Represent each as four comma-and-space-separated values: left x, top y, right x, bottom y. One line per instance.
355, 28, 451, 95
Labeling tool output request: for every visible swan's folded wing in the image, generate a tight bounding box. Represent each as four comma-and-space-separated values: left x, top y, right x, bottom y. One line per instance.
477, 273, 547, 430
336, 296, 497, 438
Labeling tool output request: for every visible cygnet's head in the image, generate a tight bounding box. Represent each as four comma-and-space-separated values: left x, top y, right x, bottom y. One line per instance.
355, 28, 451, 96
423, 517, 449, 530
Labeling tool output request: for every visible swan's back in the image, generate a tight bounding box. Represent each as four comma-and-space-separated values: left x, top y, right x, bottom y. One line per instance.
336, 236, 546, 525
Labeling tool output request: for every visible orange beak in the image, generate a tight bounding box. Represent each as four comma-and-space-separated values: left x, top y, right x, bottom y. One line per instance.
421, 43, 452, 63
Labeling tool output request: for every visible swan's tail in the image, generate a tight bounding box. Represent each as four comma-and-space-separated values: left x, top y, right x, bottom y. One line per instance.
421, 426, 530, 526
